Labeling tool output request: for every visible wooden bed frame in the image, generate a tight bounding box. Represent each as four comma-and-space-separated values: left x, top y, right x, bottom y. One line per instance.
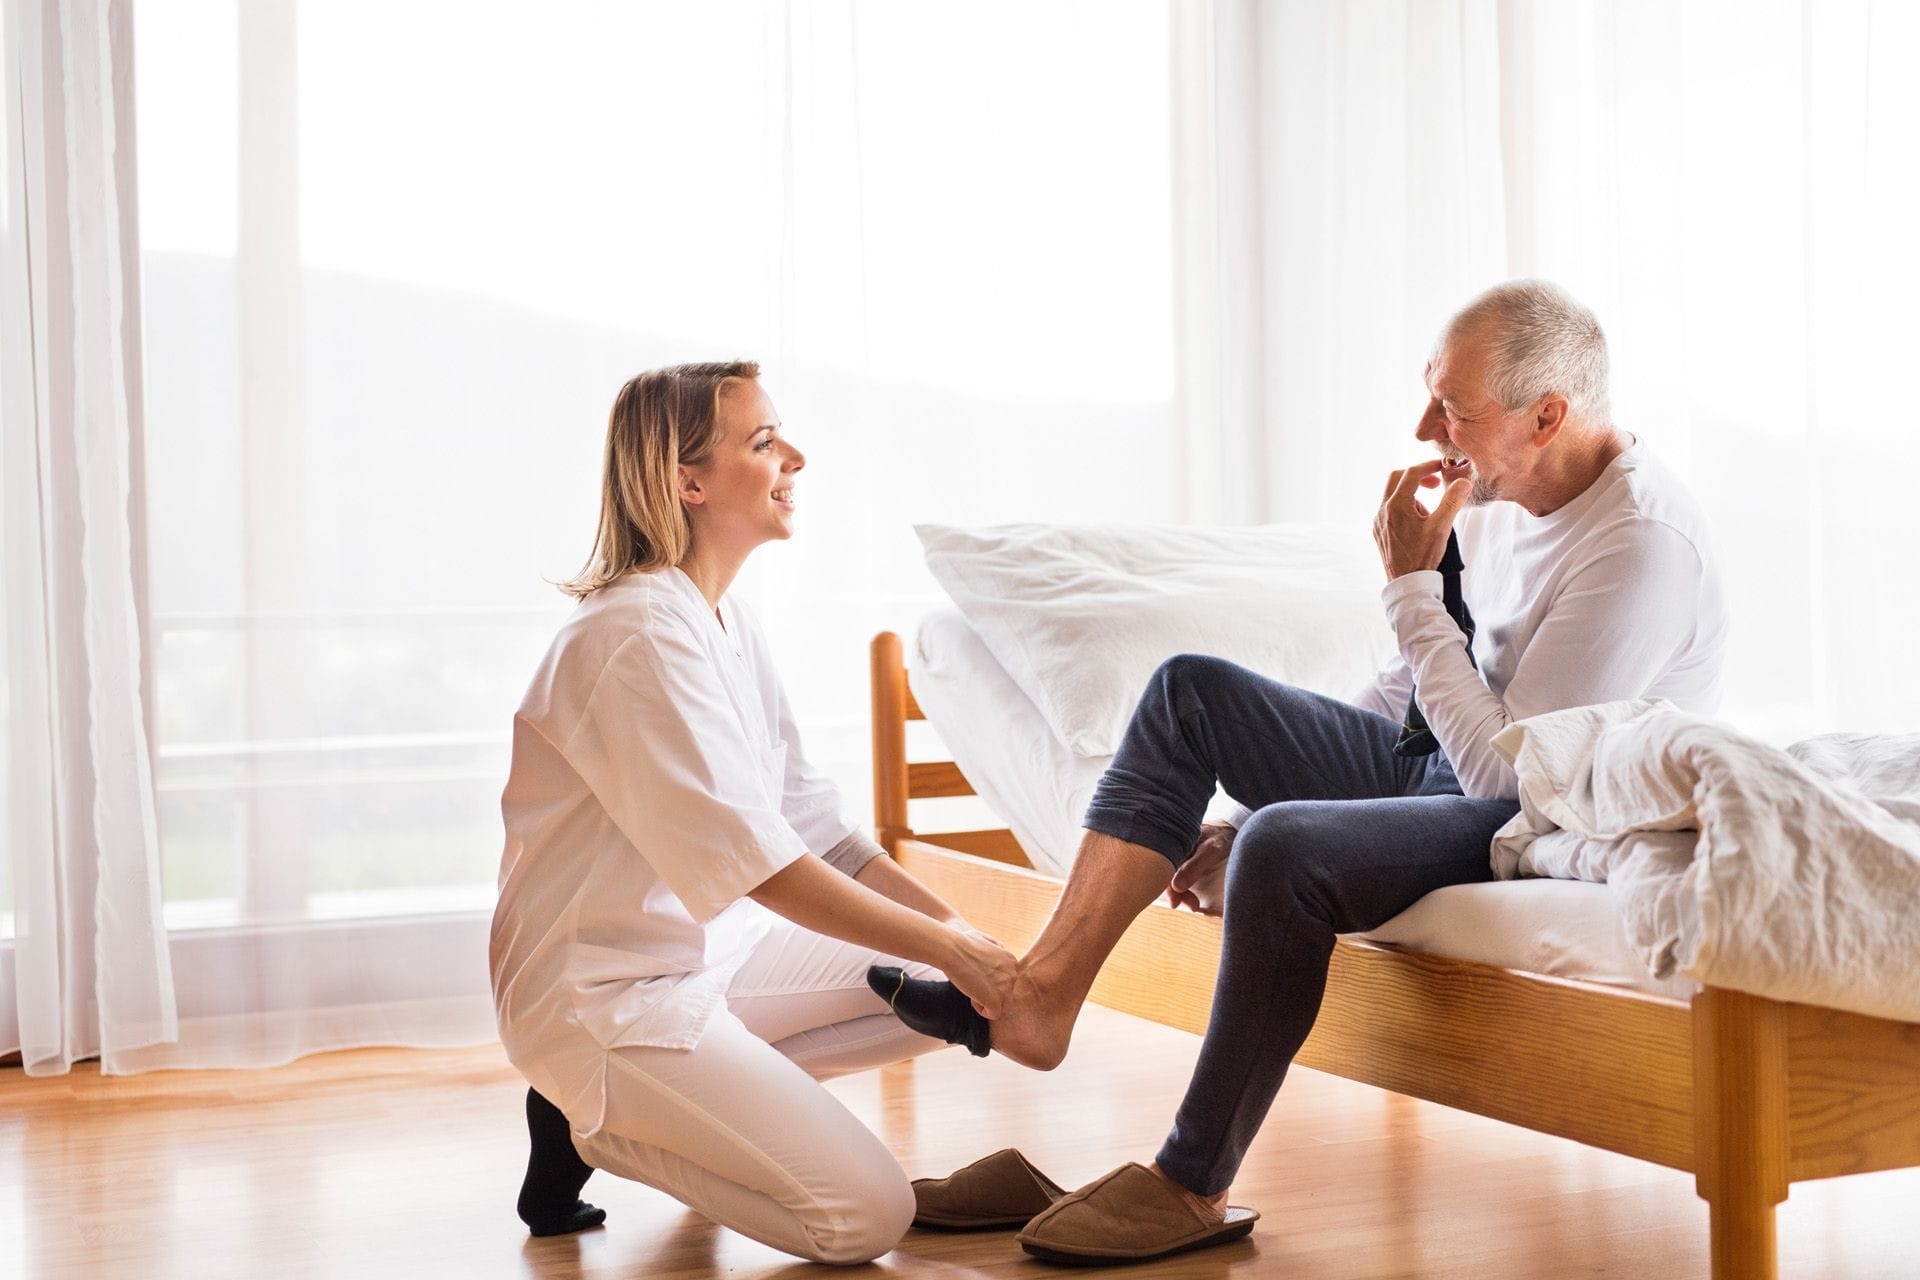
870, 631, 1920, 1280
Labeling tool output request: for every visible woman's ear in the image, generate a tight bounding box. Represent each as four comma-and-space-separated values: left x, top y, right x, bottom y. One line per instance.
677, 464, 704, 507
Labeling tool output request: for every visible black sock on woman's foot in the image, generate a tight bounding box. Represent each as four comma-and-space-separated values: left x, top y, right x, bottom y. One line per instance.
866, 965, 991, 1057
517, 1087, 607, 1237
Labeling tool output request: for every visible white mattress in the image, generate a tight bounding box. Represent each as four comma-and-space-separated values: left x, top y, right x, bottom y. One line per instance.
909, 608, 1697, 1001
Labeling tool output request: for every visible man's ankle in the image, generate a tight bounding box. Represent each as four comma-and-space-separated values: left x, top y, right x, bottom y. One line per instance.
1147, 1162, 1228, 1219
1014, 954, 1089, 1011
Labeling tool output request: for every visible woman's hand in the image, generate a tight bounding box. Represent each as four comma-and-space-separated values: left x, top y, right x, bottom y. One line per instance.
940, 924, 1018, 1020
1168, 822, 1234, 916
748, 854, 1015, 1013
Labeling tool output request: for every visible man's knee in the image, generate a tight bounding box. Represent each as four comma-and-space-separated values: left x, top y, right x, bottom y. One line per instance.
1150, 651, 1234, 696
1144, 652, 1275, 721
1231, 804, 1341, 912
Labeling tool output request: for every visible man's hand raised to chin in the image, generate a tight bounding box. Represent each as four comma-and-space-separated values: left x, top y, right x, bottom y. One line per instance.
1374, 459, 1473, 581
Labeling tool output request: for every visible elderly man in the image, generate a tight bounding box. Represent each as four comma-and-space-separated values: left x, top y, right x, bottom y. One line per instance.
874, 279, 1728, 1265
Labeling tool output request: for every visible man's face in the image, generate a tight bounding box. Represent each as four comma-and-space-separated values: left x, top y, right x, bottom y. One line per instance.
1414, 333, 1522, 506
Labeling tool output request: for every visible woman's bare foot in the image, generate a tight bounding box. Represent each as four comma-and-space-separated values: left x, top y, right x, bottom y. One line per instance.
1147, 1162, 1229, 1224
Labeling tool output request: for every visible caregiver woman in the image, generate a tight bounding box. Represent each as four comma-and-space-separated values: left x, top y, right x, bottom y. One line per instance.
489, 361, 1015, 1264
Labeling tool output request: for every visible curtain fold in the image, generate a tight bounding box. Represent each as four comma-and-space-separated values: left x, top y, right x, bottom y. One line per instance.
1, 0, 176, 1074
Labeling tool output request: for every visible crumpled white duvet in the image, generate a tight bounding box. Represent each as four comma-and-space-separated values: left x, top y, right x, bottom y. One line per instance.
1489, 699, 1920, 1023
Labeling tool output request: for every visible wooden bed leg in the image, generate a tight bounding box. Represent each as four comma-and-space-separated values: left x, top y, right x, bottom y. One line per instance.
870, 632, 911, 853
1692, 987, 1789, 1280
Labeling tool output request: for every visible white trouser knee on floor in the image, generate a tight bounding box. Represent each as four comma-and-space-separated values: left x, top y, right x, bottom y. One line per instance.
565, 921, 942, 1263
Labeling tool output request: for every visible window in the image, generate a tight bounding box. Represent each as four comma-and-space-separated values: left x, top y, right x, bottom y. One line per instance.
133, 0, 1179, 927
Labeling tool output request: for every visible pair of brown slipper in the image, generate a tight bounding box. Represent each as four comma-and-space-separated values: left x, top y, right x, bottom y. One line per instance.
911, 1148, 1259, 1266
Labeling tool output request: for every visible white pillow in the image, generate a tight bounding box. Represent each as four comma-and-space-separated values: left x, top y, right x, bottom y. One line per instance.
917, 522, 1399, 757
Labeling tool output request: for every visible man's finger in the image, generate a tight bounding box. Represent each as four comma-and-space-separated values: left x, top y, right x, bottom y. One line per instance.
1391, 458, 1446, 501
1433, 476, 1473, 526
1381, 469, 1403, 502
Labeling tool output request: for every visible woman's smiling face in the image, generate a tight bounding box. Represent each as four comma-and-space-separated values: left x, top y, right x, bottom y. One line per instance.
680, 378, 805, 553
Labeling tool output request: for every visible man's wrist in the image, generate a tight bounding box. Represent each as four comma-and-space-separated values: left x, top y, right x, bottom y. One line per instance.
1382, 568, 1444, 605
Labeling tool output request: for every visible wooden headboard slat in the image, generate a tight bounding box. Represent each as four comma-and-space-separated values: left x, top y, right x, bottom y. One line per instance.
907, 761, 974, 799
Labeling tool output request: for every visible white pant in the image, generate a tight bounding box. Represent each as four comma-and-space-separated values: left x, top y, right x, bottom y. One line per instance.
570, 920, 944, 1265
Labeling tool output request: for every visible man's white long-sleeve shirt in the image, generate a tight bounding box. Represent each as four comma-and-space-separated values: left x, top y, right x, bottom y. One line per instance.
1381, 439, 1726, 798
1229, 439, 1727, 816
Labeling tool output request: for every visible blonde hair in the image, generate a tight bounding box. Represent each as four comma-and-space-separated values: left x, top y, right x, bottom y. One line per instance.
559, 360, 761, 598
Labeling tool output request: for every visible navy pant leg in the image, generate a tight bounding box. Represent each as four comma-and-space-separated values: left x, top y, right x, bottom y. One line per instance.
1152, 793, 1520, 1196
1082, 653, 1436, 867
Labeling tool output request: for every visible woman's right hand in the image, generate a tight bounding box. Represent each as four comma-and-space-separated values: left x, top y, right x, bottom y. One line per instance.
941, 924, 1018, 1020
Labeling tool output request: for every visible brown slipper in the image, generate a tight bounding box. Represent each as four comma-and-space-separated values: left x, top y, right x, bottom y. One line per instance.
911, 1148, 1068, 1230
1016, 1162, 1258, 1266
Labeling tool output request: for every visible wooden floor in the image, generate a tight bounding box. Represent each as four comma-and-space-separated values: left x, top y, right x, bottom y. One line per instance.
4, 1005, 1915, 1280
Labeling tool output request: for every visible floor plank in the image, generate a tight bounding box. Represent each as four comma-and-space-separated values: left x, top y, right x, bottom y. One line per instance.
3, 1004, 1915, 1279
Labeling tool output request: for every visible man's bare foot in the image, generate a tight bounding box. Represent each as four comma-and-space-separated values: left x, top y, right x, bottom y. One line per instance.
869, 964, 1075, 1067
978, 967, 1078, 1071
1147, 1162, 1229, 1224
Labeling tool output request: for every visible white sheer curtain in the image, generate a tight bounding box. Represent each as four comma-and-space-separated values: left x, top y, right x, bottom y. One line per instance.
107, 0, 1182, 1069
1188, 0, 1920, 742
1, 0, 177, 1074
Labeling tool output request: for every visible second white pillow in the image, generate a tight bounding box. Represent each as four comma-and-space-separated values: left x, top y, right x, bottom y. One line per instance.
917, 521, 1399, 758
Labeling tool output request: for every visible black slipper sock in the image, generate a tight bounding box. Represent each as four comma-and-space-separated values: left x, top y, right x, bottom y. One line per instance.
866, 965, 992, 1057
517, 1087, 607, 1237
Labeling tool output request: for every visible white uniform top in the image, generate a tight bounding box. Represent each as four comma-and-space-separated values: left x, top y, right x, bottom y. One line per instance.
1367, 439, 1728, 799
489, 567, 858, 1132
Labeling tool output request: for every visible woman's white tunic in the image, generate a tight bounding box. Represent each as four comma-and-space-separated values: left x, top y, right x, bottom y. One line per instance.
489, 568, 857, 1135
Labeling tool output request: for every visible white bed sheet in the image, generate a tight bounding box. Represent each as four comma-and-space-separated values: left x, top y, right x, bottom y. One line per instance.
908, 608, 1698, 1001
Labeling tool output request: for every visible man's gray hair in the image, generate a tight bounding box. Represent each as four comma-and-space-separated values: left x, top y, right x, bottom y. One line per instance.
1445, 279, 1611, 425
